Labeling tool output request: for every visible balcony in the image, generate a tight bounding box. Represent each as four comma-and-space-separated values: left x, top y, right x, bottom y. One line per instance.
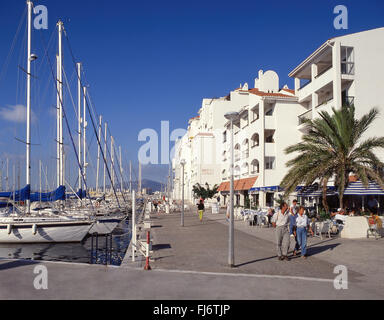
297, 67, 333, 102
343, 96, 355, 106
265, 143, 275, 157
298, 109, 312, 126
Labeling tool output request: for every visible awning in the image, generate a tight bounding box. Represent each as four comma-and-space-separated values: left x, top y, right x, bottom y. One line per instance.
218, 177, 257, 192
296, 184, 337, 197
250, 186, 283, 192
343, 181, 384, 195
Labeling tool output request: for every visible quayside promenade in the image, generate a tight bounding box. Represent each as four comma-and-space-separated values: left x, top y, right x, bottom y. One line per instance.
1, 210, 383, 299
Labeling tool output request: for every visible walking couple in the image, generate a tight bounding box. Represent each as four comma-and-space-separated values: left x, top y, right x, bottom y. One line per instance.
271, 200, 313, 261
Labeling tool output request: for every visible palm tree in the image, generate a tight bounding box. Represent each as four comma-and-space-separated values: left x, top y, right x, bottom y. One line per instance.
192, 183, 219, 200
281, 105, 384, 211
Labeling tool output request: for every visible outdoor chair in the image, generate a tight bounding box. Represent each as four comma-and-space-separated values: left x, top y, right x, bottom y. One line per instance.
314, 221, 332, 239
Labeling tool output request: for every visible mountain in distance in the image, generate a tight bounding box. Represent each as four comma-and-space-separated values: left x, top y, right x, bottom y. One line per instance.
105, 179, 164, 193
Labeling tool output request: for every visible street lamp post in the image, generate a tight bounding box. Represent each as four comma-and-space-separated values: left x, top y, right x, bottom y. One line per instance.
224, 111, 239, 268
180, 159, 186, 227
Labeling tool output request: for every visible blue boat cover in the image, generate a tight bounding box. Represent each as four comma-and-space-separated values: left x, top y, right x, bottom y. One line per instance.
30, 186, 66, 202
66, 189, 87, 199
0, 185, 31, 201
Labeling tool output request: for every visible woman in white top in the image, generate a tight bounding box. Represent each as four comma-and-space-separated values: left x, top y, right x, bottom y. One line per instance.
294, 206, 314, 258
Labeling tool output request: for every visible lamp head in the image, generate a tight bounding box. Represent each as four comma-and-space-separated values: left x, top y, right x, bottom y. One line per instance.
180, 159, 186, 166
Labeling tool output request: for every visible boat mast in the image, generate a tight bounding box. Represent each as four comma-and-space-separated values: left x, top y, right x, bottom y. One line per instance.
103, 122, 107, 193
129, 160, 132, 194
6, 158, 9, 191
111, 135, 114, 189
138, 161, 142, 194
83, 86, 87, 189
56, 20, 64, 191
56, 54, 60, 188
77, 62, 82, 194
26, 0, 33, 214
96, 115, 102, 193
119, 146, 123, 192
39, 160, 42, 204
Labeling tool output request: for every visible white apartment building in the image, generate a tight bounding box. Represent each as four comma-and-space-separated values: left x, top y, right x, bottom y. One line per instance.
173, 70, 306, 207
173, 27, 384, 208
291, 27, 384, 163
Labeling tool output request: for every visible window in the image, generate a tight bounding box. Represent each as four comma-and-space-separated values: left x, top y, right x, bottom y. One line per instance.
234, 144, 241, 162
251, 159, 259, 174
242, 163, 249, 176
242, 139, 249, 158
252, 194, 259, 207
341, 46, 354, 75
241, 113, 249, 128
251, 133, 259, 147
251, 105, 259, 122
265, 103, 274, 116
234, 165, 240, 178
265, 157, 276, 170
223, 131, 227, 143
265, 130, 275, 143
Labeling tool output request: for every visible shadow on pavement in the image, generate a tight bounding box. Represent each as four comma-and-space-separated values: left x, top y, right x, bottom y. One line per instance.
0, 259, 38, 271
152, 243, 172, 250
234, 255, 279, 268
308, 243, 340, 256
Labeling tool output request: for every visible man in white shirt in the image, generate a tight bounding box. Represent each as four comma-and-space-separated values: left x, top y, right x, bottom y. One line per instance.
272, 202, 291, 261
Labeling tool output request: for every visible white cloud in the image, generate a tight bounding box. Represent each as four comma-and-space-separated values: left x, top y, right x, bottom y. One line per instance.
0, 104, 36, 123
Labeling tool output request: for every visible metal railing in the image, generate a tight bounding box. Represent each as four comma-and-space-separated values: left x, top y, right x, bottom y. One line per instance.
343, 96, 355, 106
341, 62, 355, 75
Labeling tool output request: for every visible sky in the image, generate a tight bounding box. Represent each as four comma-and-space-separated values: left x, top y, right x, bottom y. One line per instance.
0, 0, 383, 189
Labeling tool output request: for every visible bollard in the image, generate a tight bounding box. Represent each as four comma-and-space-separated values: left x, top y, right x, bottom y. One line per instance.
105, 234, 109, 265
109, 234, 113, 265
95, 233, 99, 264
90, 233, 94, 264
144, 230, 151, 270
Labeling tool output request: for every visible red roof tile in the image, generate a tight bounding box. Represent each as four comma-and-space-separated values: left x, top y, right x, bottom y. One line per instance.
218, 177, 258, 192
248, 88, 296, 98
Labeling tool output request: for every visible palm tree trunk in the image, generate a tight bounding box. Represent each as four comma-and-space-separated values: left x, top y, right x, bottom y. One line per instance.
322, 179, 329, 213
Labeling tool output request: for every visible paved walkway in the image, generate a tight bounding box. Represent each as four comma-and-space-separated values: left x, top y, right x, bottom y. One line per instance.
1, 209, 383, 299
149, 209, 384, 298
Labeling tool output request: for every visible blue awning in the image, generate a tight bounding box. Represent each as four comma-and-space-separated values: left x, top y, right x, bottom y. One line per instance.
249, 186, 283, 192
343, 181, 384, 195
296, 185, 337, 197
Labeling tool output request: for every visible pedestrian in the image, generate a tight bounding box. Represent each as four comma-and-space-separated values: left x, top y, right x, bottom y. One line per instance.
267, 208, 274, 227
271, 202, 291, 261
289, 200, 300, 255
197, 199, 205, 223
226, 199, 231, 222
368, 196, 379, 214
295, 206, 314, 259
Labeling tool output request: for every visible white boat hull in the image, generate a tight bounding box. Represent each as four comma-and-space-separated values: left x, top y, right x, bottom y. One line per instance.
88, 218, 122, 235
0, 221, 93, 243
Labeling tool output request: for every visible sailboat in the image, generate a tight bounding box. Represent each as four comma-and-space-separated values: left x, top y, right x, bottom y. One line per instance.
0, 1, 94, 243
